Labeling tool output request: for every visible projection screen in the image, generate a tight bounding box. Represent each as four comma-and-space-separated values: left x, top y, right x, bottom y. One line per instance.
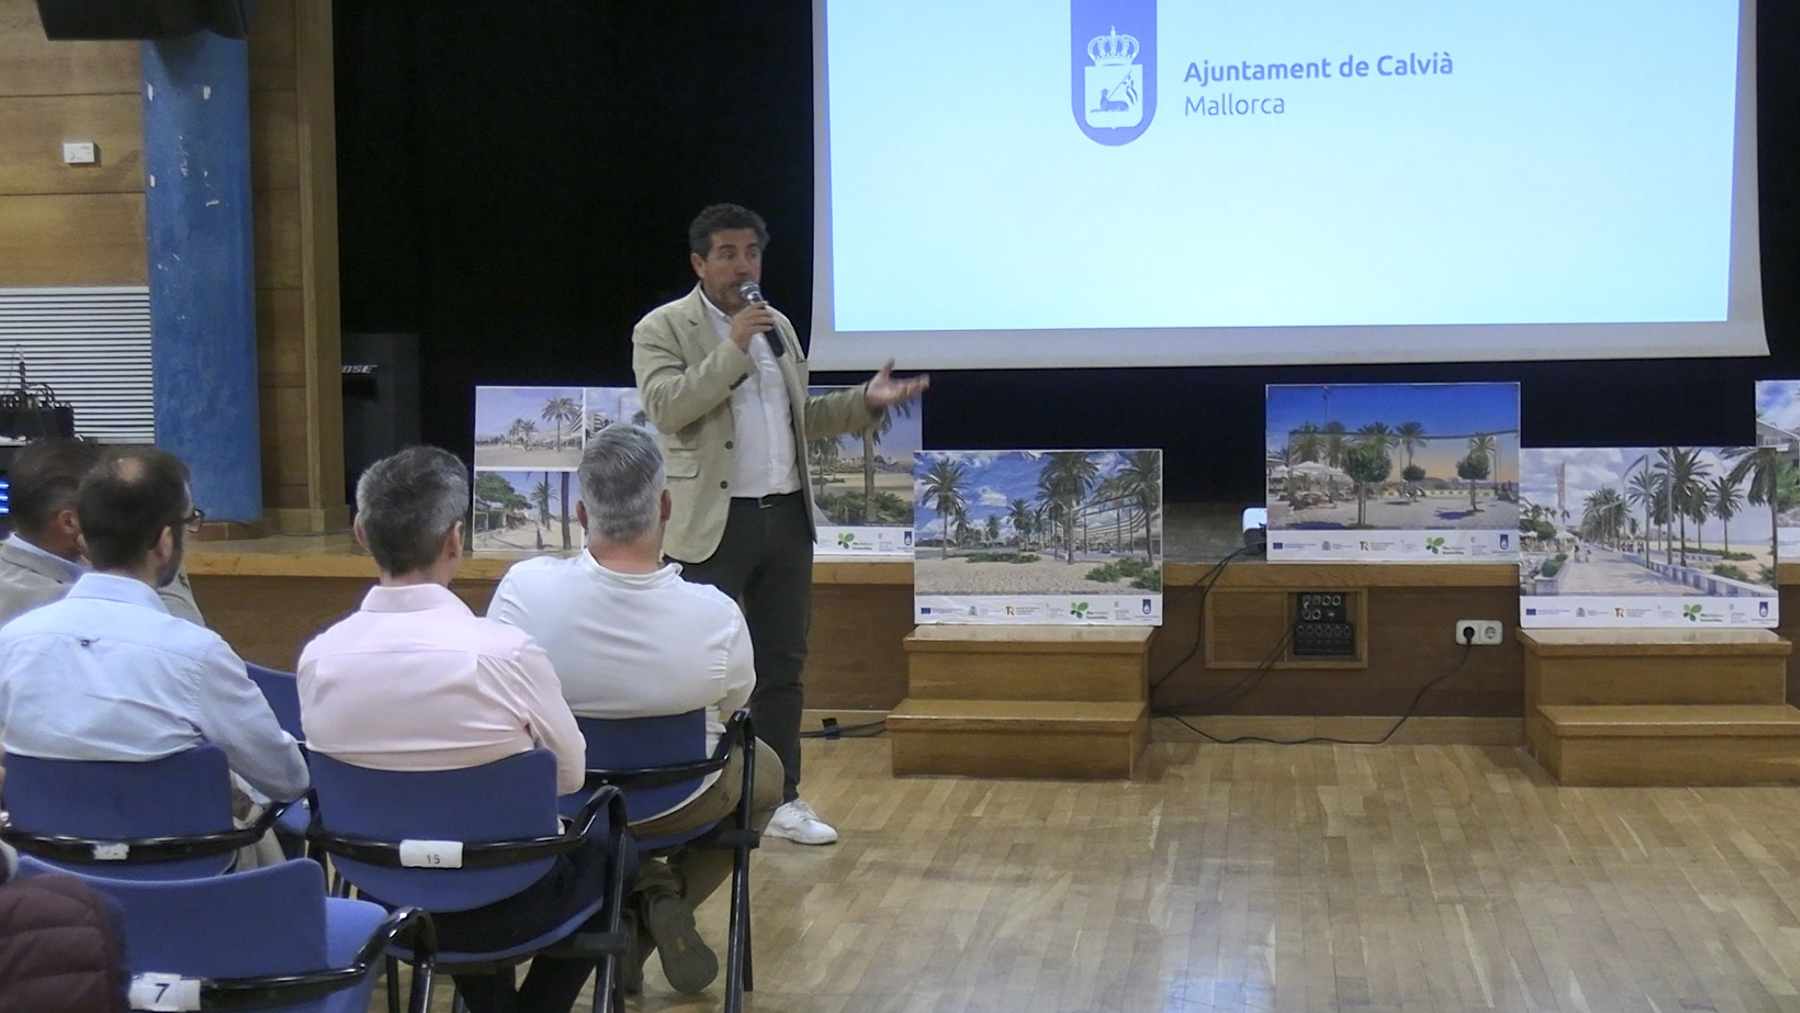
808, 0, 1766, 370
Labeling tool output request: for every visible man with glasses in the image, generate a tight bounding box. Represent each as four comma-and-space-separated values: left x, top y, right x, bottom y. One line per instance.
0, 438, 205, 625
0, 446, 307, 806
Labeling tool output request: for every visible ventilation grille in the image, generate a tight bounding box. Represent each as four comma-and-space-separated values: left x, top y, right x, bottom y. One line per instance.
0, 287, 154, 444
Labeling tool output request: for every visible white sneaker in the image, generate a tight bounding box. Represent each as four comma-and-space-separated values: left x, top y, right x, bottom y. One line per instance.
766, 799, 839, 845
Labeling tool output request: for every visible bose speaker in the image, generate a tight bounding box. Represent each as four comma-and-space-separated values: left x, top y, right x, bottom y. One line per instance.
35, 0, 253, 40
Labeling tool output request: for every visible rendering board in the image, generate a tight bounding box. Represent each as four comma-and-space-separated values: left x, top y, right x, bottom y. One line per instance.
1753, 381, 1800, 557
808, 386, 920, 556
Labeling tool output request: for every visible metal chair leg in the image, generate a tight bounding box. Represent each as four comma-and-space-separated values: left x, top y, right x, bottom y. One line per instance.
385, 955, 401, 1013
725, 847, 749, 1013
596, 791, 629, 1013
742, 849, 754, 993
408, 960, 435, 1013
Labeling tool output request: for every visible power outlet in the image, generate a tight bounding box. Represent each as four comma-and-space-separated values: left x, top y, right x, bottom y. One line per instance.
1454, 619, 1504, 646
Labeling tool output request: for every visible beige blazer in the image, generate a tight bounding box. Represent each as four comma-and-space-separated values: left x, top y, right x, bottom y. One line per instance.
0, 540, 206, 627
632, 286, 879, 563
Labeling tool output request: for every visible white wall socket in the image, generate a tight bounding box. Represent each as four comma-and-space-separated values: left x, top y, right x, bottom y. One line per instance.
1454, 619, 1504, 646
62, 141, 97, 165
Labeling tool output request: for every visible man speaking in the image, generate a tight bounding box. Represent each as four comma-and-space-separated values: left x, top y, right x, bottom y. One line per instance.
632, 203, 926, 845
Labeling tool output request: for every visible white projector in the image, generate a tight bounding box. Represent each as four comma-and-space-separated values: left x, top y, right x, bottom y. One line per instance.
1242, 506, 1268, 554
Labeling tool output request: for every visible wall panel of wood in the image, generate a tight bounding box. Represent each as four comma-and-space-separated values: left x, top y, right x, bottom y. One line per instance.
0, 0, 144, 286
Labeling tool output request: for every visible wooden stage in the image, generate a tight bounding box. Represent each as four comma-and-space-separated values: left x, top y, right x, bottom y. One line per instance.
186, 519, 1800, 732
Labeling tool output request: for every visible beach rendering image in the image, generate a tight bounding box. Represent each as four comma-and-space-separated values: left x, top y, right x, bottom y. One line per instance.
807, 386, 920, 527
473, 385, 585, 470
471, 468, 578, 553
1518, 447, 1780, 601
912, 450, 1163, 596
1267, 383, 1520, 532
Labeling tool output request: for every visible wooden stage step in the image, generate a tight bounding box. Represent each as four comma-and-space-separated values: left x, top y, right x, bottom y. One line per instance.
903, 625, 1152, 702
1539, 703, 1800, 736
888, 699, 1148, 779
1520, 627, 1800, 786
1533, 704, 1800, 785
1522, 628, 1791, 707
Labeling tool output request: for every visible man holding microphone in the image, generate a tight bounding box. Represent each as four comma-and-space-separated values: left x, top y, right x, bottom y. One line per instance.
632, 203, 926, 844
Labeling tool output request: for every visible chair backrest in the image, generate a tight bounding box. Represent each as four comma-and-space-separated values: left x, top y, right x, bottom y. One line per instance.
246, 662, 304, 741
566, 710, 710, 822
17, 855, 330, 982
2, 747, 237, 880
309, 749, 562, 912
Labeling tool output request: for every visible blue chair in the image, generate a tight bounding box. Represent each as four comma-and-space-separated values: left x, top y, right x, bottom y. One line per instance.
244, 662, 313, 852
1, 746, 293, 881
306, 749, 632, 1013
16, 855, 436, 1012
563, 709, 760, 1012
246, 662, 304, 741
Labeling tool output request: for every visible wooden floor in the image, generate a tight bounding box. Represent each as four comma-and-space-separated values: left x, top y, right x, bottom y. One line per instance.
388, 728, 1800, 1012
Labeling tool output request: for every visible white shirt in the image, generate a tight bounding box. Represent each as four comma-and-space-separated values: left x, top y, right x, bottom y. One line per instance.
0, 573, 309, 801
297, 583, 587, 795
699, 288, 801, 497
488, 551, 756, 815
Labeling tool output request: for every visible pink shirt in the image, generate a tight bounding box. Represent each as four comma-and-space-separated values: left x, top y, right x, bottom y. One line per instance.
297, 583, 586, 794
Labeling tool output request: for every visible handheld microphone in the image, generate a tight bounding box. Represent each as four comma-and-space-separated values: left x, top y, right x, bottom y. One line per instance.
736, 281, 784, 357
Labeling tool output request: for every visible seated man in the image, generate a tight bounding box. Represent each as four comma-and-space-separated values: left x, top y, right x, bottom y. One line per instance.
0, 447, 307, 807
299, 446, 605, 1013
491, 424, 782, 996
0, 840, 128, 1013
0, 437, 205, 626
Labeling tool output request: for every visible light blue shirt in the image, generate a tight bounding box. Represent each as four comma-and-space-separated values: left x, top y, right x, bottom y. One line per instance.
0, 572, 309, 801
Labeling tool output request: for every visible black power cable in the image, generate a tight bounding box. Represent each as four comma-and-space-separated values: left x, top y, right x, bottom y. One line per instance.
1148, 546, 1249, 692
799, 717, 886, 740
1158, 631, 1477, 746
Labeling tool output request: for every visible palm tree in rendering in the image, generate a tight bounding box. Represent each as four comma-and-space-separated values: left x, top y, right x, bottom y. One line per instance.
1008, 498, 1034, 550
541, 395, 581, 453
1113, 450, 1162, 565
919, 458, 969, 559
1039, 452, 1101, 564
1625, 459, 1659, 560
1395, 421, 1428, 471
985, 515, 1000, 545
1456, 433, 1497, 512
1656, 446, 1712, 567
1355, 422, 1397, 452
1321, 421, 1348, 469
1711, 474, 1743, 555
862, 400, 913, 521
1291, 423, 1324, 465
531, 474, 552, 551
1727, 447, 1800, 575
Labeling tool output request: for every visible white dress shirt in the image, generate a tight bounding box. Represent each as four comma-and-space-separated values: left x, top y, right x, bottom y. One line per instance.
0, 572, 309, 801
489, 551, 756, 815
297, 582, 586, 795
698, 288, 801, 498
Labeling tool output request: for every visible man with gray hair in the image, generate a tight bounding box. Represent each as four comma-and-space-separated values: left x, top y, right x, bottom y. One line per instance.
299, 446, 606, 1013
491, 424, 781, 997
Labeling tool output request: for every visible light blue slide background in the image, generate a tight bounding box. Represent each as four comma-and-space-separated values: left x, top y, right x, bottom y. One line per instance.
825, 0, 1741, 333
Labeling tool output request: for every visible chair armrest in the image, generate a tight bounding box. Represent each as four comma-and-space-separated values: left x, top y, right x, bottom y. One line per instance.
1, 801, 294, 867
569, 783, 628, 842
163, 906, 435, 1011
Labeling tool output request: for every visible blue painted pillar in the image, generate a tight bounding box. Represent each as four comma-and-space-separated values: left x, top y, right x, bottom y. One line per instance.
143, 32, 261, 523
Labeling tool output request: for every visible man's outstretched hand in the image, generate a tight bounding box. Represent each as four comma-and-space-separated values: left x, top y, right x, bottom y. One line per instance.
865, 360, 930, 411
